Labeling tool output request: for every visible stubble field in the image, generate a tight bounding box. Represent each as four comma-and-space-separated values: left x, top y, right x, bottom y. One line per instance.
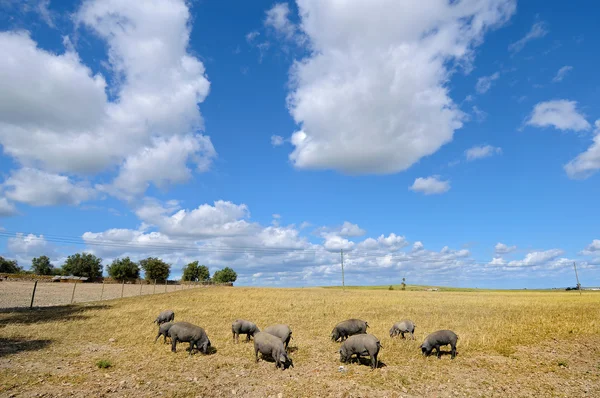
1, 286, 600, 397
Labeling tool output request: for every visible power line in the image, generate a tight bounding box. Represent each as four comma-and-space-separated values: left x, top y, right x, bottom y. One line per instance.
0, 230, 577, 268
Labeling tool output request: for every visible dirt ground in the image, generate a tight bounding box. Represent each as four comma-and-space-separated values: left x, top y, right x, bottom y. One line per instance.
1, 287, 599, 397
0, 281, 195, 308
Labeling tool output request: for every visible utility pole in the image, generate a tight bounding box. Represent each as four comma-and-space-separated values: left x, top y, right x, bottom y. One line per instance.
341, 249, 345, 291
573, 262, 582, 295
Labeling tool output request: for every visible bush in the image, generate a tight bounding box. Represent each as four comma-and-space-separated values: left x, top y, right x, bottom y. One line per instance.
107, 257, 140, 282
212, 267, 237, 284
96, 359, 112, 369
0, 256, 23, 274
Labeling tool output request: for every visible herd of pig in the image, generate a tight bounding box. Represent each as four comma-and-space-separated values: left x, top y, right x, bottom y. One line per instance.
152, 310, 458, 370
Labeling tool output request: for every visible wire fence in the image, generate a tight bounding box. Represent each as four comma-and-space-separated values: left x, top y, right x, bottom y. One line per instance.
0, 278, 226, 309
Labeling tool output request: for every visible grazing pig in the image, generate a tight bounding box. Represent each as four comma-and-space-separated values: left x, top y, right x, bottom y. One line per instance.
232, 319, 260, 343
339, 334, 382, 370
263, 324, 293, 350
154, 310, 175, 325
253, 331, 293, 370
420, 330, 458, 359
168, 322, 211, 355
331, 319, 369, 342
154, 321, 174, 344
389, 319, 416, 340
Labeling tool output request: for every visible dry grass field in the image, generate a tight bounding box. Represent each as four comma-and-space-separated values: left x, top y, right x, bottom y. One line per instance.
1, 286, 600, 397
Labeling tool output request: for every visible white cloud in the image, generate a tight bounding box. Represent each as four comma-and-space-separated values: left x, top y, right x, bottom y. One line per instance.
525, 100, 591, 132
7, 233, 59, 265
508, 20, 549, 54
465, 145, 502, 161
283, 0, 517, 175
0, 197, 17, 216
271, 135, 285, 146
475, 72, 500, 94
488, 257, 506, 266
264, 3, 296, 40
0, 0, 213, 200
246, 31, 260, 43
580, 239, 600, 256
564, 120, 600, 179
412, 241, 424, 251
99, 134, 215, 200
495, 242, 516, 254
552, 66, 573, 83
317, 221, 366, 238
506, 249, 564, 267
409, 176, 450, 195
135, 199, 259, 238
2, 168, 96, 206
471, 106, 488, 123
338, 221, 366, 237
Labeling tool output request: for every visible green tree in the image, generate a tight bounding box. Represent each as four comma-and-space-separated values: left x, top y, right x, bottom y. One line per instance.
107, 257, 140, 281
197, 264, 210, 281
212, 267, 237, 284
182, 261, 210, 282
31, 255, 54, 275
62, 252, 103, 278
0, 256, 22, 274
140, 257, 170, 283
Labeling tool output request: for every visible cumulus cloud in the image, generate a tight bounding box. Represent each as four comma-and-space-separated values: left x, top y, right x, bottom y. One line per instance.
580, 239, 600, 256
564, 120, 600, 179
495, 242, 516, 254
552, 66, 573, 83
7, 233, 59, 265
508, 20, 549, 54
0, 197, 17, 216
475, 72, 500, 94
99, 134, 216, 200
271, 135, 285, 146
283, 0, 517, 175
506, 249, 564, 267
409, 176, 450, 195
2, 168, 96, 206
0, 0, 213, 200
135, 199, 259, 238
264, 2, 296, 40
465, 145, 502, 161
525, 100, 591, 132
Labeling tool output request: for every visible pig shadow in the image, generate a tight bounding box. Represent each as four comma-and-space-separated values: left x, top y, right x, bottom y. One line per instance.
184, 345, 218, 355
347, 356, 388, 368
423, 349, 458, 359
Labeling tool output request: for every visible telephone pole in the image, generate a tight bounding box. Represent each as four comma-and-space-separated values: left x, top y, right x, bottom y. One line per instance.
573, 262, 582, 295
341, 249, 345, 291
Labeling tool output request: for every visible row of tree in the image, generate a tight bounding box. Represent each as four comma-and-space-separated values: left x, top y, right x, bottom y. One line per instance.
0, 254, 237, 284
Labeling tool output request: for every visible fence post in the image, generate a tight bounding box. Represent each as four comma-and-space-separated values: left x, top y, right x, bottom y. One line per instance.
165, 281, 167, 293
153, 279, 156, 294
139, 279, 143, 296
100, 280, 105, 301
70, 281, 77, 304
121, 280, 125, 298
30, 280, 38, 308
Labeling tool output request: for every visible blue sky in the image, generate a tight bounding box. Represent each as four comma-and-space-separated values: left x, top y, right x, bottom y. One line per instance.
0, 0, 599, 289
